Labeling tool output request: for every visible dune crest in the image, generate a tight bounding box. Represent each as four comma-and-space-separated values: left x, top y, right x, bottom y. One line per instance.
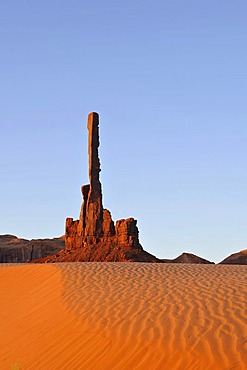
0, 263, 246, 369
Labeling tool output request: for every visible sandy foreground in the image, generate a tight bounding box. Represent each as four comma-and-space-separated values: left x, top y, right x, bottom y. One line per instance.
0, 263, 246, 370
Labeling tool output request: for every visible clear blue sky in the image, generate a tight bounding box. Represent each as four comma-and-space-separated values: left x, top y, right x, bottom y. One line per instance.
1, 1, 246, 262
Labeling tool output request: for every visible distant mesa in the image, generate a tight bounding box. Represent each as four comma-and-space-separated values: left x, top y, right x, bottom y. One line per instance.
163, 252, 214, 264
0, 234, 64, 263
219, 249, 247, 265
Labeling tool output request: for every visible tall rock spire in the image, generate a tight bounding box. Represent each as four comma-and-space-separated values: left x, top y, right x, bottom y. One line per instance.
87, 112, 101, 196
79, 112, 103, 242
63, 112, 159, 262
85, 112, 103, 240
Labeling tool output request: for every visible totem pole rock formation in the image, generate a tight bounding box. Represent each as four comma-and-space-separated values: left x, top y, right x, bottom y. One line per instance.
64, 112, 144, 258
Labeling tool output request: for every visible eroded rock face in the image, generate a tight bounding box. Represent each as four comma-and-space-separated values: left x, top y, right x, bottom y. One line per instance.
0, 235, 65, 263
115, 218, 140, 249
102, 210, 115, 238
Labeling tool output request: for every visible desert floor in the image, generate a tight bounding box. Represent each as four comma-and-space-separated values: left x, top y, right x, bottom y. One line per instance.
0, 263, 246, 370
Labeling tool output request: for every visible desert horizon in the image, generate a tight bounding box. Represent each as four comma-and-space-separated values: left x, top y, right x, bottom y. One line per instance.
1, 233, 247, 265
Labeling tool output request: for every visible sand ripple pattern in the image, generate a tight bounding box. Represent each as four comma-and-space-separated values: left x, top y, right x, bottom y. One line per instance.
55, 263, 247, 370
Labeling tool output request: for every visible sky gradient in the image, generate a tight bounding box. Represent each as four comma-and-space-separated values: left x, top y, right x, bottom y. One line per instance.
1, 1, 247, 262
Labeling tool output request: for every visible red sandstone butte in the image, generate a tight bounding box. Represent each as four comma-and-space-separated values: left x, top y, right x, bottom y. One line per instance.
36, 112, 160, 263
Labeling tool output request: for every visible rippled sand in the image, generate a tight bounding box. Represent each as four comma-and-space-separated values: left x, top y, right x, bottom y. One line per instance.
0, 263, 246, 369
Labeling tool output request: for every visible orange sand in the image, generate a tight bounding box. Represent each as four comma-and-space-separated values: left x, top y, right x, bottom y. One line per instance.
0, 263, 246, 370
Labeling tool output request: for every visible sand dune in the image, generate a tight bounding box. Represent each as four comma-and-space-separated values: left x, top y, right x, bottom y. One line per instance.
0, 263, 246, 369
